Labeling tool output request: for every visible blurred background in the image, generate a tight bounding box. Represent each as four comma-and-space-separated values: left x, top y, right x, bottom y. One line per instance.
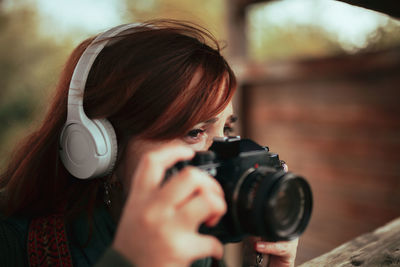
1, 0, 399, 265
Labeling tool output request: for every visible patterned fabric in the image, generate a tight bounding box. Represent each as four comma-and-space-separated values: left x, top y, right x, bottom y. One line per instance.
28, 214, 73, 267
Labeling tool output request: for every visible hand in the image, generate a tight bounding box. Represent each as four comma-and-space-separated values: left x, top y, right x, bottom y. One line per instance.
255, 239, 299, 267
112, 141, 227, 267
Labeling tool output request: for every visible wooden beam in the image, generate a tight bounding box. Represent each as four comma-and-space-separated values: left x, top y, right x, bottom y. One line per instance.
335, 0, 400, 18
299, 217, 400, 266
234, 0, 400, 19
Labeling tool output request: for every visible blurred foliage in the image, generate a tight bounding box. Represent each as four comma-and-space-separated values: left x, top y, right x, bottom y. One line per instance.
358, 20, 400, 52
247, 1, 400, 62
123, 0, 227, 48
248, 19, 400, 62
0, 2, 72, 170
248, 23, 346, 61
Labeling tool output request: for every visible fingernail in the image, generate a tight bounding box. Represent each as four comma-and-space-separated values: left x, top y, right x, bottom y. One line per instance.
255, 242, 266, 250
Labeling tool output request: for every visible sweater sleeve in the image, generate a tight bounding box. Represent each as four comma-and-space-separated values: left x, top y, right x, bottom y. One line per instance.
94, 247, 134, 267
0, 216, 28, 266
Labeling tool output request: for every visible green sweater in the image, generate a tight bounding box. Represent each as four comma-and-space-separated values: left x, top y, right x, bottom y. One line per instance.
0, 206, 222, 267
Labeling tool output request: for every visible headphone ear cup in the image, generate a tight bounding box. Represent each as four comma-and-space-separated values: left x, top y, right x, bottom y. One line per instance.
59, 118, 117, 179
93, 118, 118, 176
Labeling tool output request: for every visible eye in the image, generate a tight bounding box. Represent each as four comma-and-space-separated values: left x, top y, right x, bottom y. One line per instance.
184, 128, 206, 144
187, 129, 205, 138
224, 115, 238, 136
230, 115, 238, 124
224, 126, 234, 136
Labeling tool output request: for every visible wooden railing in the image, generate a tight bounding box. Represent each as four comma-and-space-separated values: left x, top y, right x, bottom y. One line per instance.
298, 217, 400, 266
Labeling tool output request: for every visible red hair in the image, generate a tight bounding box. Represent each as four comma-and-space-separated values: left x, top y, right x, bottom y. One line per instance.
0, 19, 236, 217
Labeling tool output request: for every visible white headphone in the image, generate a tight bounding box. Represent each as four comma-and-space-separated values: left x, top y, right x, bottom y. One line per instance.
59, 23, 141, 179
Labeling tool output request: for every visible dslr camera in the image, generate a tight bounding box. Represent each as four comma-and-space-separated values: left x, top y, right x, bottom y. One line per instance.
167, 137, 312, 242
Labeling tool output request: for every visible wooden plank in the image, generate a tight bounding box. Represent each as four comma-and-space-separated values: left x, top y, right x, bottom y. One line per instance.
298, 217, 400, 266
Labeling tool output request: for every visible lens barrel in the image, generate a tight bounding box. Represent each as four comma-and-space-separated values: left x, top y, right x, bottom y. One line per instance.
235, 167, 312, 241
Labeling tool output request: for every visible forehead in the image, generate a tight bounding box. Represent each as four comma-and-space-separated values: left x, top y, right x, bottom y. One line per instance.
184, 67, 234, 129
195, 101, 233, 126
220, 102, 233, 117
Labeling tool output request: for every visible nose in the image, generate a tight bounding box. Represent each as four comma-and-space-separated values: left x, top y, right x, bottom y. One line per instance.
215, 129, 225, 139
204, 137, 214, 150
204, 128, 225, 150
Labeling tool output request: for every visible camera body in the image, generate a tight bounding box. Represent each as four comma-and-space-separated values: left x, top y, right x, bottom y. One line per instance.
167, 137, 313, 243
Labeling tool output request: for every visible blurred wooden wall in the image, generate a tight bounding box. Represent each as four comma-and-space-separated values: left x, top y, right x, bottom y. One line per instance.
237, 47, 400, 265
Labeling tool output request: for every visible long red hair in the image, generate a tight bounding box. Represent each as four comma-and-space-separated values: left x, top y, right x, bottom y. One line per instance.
0, 19, 236, 217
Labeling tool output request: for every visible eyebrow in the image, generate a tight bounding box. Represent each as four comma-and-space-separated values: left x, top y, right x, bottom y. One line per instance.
204, 117, 219, 124
230, 115, 238, 123
203, 114, 237, 125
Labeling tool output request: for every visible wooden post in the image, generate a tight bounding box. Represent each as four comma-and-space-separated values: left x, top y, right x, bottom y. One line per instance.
224, 1, 249, 266
226, 0, 248, 61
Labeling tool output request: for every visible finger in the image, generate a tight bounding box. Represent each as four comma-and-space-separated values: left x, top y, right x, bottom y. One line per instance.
188, 235, 224, 260
161, 167, 224, 206
280, 160, 289, 172
255, 239, 298, 257
177, 188, 226, 228
130, 142, 194, 196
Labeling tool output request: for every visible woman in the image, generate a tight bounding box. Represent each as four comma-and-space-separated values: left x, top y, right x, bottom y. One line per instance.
0, 20, 297, 267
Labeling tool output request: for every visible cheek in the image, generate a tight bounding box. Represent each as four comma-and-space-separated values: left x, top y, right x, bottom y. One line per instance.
187, 137, 213, 151
117, 139, 164, 193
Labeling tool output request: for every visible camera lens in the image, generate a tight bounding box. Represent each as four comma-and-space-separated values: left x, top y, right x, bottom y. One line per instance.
235, 167, 312, 241
273, 181, 298, 226
265, 176, 311, 240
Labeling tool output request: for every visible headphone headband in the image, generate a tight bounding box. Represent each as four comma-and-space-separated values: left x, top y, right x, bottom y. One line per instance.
60, 23, 142, 179
68, 23, 141, 116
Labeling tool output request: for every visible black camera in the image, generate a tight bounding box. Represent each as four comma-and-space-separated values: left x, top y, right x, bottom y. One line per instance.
167, 137, 312, 242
